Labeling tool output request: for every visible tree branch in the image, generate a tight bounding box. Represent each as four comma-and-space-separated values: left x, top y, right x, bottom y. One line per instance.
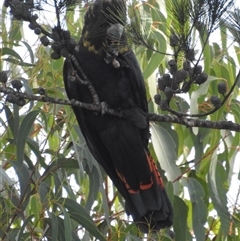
147, 112, 240, 132
1, 86, 239, 132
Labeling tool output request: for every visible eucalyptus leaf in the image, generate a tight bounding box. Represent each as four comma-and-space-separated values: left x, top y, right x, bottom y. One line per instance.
150, 123, 181, 193
59, 198, 106, 241
187, 178, 207, 241
143, 52, 163, 79
2, 47, 23, 62
4, 105, 15, 141
49, 213, 58, 241
16, 110, 39, 166
190, 76, 217, 115
17, 215, 34, 241
208, 157, 230, 235
58, 204, 72, 241
173, 196, 188, 241
21, 41, 34, 64
10, 161, 31, 210
84, 165, 100, 212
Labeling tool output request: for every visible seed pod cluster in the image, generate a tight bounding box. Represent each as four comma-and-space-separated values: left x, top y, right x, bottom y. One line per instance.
16, 98, 26, 106
154, 93, 169, 112
154, 94, 161, 105
168, 59, 177, 74
194, 72, 208, 85
63, 30, 71, 40
185, 48, 195, 61
208, 82, 227, 110
27, 18, 76, 60
11, 79, 23, 91
4, 0, 76, 61
52, 41, 62, 53
51, 51, 61, 60
183, 61, 191, 71
173, 69, 188, 83
0, 71, 8, 83
169, 34, 179, 47
156, 56, 210, 112
34, 28, 42, 35
217, 82, 227, 95
6, 94, 26, 106
6, 94, 18, 104
159, 100, 169, 111
210, 95, 221, 108
157, 61, 190, 101
50, 28, 77, 60
40, 36, 50, 46
164, 87, 174, 100
38, 87, 46, 95
8, 0, 32, 21
0, 72, 27, 106
193, 65, 202, 75
52, 31, 60, 41
165, 30, 227, 115
184, 63, 208, 86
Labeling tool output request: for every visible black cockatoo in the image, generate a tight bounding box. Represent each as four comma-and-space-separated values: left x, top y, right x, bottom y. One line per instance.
63, 0, 173, 233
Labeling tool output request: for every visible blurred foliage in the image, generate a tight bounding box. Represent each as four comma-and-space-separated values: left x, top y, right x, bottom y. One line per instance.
0, 0, 240, 240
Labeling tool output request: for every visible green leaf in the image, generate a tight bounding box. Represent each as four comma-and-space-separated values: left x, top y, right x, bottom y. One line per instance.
202, 43, 214, 74
59, 198, 106, 241
17, 215, 34, 241
0, 167, 15, 198
2, 47, 23, 62
173, 196, 188, 241
92, 157, 110, 226
2, 57, 35, 66
26, 137, 41, 163
147, 72, 158, 112
190, 130, 204, 168
4, 105, 15, 139
39, 182, 50, 209
48, 132, 60, 152
21, 41, 34, 64
152, 28, 167, 53
9, 20, 22, 41
234, 46, 240, 67
13, 104, 20, 141
6, 228, 21, 241
143, 52, 163, 79
190, 75, 217, 115
18, 77, 35, 111
10, 162, 31, 210
54, 172, 64, 200
72, 124, 85, 176
173, 96, 190, 113
7, 186, 21, 212
165, 181, 174, 203
150, 123, 181, 192
208, 158, 230, 235
16, 110, 39, 166
41, 158, 79, 181
49, 213, 59, 241
187, 178, 207, 241
125, 234, 143, 241
58, 204, 72, 241
28, 194, 40, 225
45, 216, 66, 241
85, 165, 100, 212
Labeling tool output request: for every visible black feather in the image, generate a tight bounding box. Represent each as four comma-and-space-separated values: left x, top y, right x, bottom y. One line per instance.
63, 0, 173, 233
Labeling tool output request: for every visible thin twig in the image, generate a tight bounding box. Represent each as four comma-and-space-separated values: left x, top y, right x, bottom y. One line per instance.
68, 54, 101, 106
1, 86, 240, 132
